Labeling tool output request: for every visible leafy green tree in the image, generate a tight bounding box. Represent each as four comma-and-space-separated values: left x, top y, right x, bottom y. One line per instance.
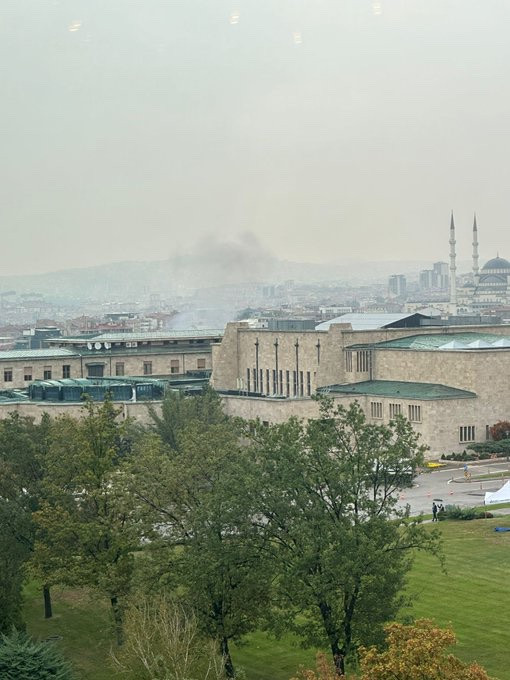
34, 399, 138, 645
131, 392, 271, 678
147, 385, 228, 451
0, 630, 74, 680
0, 413, 52, 629
0, 500, 29, 633
248, 398, 440, 676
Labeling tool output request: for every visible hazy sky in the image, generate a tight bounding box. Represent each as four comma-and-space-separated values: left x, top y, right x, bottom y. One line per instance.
2, 0, 510, 275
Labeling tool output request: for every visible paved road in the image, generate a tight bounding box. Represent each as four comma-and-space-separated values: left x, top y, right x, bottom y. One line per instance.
396, 461, 510, 515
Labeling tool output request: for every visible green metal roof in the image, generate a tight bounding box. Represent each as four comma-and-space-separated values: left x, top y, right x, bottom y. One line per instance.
0, 349, 78, 360
349, 332, 510, 351
319, 380, 477, 400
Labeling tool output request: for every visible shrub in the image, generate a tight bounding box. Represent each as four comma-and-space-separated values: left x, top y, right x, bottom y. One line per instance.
0, 630, 73, 680
440, 506, 493, 521
490, 420, 510, 441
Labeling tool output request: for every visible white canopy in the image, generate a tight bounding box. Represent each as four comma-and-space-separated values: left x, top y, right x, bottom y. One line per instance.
484, 480, 510, 505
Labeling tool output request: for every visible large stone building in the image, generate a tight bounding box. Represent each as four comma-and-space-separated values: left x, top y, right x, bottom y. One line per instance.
0, 329, 222, 390
211, 317, 510, 456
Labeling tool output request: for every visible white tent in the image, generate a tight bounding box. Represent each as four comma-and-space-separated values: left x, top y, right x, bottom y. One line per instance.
484, 480, 510, 505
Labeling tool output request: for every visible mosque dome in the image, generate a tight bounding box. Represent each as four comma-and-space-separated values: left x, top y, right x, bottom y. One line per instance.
482, 256, 510, 270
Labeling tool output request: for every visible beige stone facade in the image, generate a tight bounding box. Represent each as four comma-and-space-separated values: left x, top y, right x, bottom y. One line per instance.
212, 322, 510, 457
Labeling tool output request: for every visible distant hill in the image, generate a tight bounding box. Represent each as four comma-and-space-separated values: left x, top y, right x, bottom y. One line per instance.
0, 250, 448, 302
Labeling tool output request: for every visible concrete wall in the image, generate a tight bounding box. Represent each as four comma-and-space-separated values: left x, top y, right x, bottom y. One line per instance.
0, 400, 163, 424
218, 392, 490, 457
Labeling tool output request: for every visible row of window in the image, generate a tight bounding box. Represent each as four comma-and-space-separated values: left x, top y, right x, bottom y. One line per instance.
246, 368, 313, 397
4, 365, 72, 382
370, 401, 421, 423
345, 350, 371, 373
370, 401, 477, 443
2, 358, 208, 382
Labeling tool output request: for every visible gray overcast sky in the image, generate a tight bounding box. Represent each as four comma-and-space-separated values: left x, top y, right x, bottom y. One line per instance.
2, 0, 510, 275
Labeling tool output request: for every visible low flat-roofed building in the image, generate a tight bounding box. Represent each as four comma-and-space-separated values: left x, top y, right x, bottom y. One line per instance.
0, 329, 222, 389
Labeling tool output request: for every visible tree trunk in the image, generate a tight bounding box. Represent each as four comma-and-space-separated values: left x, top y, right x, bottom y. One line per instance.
318, 600, 345, 676
220, 636, 236, 678
110, 595, 123, 646
43, 585, 52, 619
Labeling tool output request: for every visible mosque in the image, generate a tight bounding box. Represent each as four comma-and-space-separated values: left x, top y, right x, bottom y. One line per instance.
450, 214, 510, 313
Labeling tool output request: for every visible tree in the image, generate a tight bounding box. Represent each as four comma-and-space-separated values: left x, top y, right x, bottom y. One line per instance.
0, 413, 51, 630
291, 653, 343, 680
0, 500, 30, 633
112, 593, 226, 680
489, 420, 510, 441
130, 391, 272, 678
147, 385, 228, 451
34, 399, 138, 645
358, 619, 490, 680
0, 630, 73, 680
248, 398, 440, 676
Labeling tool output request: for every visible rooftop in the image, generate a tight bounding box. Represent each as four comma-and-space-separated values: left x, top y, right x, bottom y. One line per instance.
319, 380, 477, 401
0, 348, 78, 360
316, 312, 430, 331
349, 331, 510, 351
54, 329, 224, 344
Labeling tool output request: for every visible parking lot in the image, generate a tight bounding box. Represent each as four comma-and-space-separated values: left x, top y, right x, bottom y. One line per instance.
397, 460, 510, 515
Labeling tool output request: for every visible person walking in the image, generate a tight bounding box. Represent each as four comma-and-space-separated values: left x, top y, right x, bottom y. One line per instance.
432, 502, 438, 522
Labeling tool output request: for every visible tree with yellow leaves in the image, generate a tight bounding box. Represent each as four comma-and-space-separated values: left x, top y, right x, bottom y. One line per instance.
358, 619, 491, 680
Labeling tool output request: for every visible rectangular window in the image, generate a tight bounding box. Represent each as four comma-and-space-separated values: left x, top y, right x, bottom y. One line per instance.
389, 403, 402, 418
273, 369, 277, 394
459, 425, 475, 443
356, 350, 370, 373
115, 362, 125, 376
266, 369, 270, 394
4, 369, 13, 382
87, 365, 104, 378
24, 367, 32, 382
43, 366, 52, 380
486, 425, 491, 441
293, 370, 298, 396
170, 359, 180, 374
143, 361, 152, 375
345, 350, 353, 372
197, 358, 206, 370
299, 370, 304, 396
62, 365, 71, 379
286, 370, 290, 397
370, 401, 383, 419
252, 368, 257, 391
279, 369, 283, 395
408, 405, 422, 423
246, 368, 251, 392
260, 369, 264, 393
306, 371, 311, 396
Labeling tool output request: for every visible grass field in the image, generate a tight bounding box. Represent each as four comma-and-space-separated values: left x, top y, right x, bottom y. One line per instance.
23, 516, 510, 680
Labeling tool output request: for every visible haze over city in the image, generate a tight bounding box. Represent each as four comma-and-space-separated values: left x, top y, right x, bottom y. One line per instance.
2, 0, 510, 276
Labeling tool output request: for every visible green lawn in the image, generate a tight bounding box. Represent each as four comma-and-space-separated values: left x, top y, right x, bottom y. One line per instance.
407, 517, 510, 680
23, 516, 510, 680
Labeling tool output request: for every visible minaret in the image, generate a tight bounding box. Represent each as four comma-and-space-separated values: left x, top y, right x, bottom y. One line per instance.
472, 213, 480, 285
449, 211, 457, 315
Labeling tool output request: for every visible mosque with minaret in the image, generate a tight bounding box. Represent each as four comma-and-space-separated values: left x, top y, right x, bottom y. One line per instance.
449, 212, 510, 314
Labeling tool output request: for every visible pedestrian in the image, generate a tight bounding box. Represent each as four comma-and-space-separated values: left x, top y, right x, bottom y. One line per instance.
432, 502, 438, 522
